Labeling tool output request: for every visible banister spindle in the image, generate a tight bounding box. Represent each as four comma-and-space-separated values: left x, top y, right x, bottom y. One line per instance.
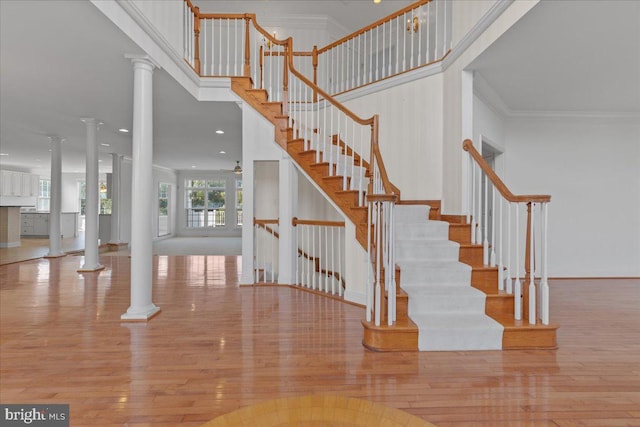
541, 203, 550, 325
514, 205, 522, 320
490, 185, 496, 267
528, 202, 536, 325
506, 202, 512, 293
483, 170, 489, 265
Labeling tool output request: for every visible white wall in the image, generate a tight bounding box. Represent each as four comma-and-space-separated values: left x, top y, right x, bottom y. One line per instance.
442, 0, 539, 214
343, 74, 444, 201
504, 116, 640, 277
130, 0, 183, 56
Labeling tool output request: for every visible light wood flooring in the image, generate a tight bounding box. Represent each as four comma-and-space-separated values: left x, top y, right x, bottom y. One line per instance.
1, 254, 639, 426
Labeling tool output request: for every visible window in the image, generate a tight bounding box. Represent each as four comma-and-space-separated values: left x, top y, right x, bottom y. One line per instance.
185, 179, 226, 228
79, 180, 112, 216
236, 179, 243, 226
158, 183, 170, 236
38, 179, 51, 211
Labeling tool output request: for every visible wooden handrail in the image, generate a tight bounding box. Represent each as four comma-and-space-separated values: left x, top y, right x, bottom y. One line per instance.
254, 218, 279, 225
463, 139, 551, 203
317, 0, 429, 54
292, 218, 345, 228
184, 0, 198, 14
285, 39, 375, 127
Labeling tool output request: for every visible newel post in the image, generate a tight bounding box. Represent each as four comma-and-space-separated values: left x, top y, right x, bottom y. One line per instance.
244, 15, 251, 77
312, 45, 318, 102
193, 7, 201, 74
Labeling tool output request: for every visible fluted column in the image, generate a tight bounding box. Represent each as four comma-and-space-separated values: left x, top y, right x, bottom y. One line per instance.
45, 136, 65, 258
78, 118, 104, 272
109, 153, 122, 244
121, 55, 160, 320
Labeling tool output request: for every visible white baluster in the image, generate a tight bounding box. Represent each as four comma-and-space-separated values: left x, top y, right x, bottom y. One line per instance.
476, 165, 482, 244
417, 7, 422, 66
528, 202, 536, 325
490, 184, 496, 266
382, 22, 386, 78
226, 19, 230, 75
506, 202, 512, 293
498, 195, 504, 291
541, 203, 550, 325
426, 2, 431, 63
366, 203, 372, 322
388, 20, 392, 77
469, 157, 475, 242
435, 0, 439, 61
375, 26, 380, 81
514, 205, 522, 320
396, 15, 400, 74
375, 202, 381, 326
483, 170, 489, 265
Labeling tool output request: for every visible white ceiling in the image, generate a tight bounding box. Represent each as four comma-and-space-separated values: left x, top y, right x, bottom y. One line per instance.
470, 0, 640, 115
2, 0, 637, 178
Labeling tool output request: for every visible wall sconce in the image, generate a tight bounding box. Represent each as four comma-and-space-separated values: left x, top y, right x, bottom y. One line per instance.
406, 16, 419, 33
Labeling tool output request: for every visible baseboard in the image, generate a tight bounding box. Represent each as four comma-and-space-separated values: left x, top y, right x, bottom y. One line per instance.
549, 277, 640, 280
343, 289, 366, 306
0, 242, 21, 248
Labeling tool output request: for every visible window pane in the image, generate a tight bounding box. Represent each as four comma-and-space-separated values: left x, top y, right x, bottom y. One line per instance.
187, 190, 205, 208
186, 179, 206, 188
158, 183, 170, 236
207, 179, 225, 188
207, 190, 225, 209
236, 179, 243, 226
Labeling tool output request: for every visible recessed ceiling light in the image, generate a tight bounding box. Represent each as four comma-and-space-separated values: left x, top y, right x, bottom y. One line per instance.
101, 143, 110, 147
119, 128, 129, 133
215, 129, 224, 134
0, 153, 8, 156
98, 160, 103, 162
219, 150, 226, 154
191, 165, 197, 168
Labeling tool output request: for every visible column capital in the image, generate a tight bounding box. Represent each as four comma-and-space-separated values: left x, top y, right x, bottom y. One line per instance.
125, 54, 161, 70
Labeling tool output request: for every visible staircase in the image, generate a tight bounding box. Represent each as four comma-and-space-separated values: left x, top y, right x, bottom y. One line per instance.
230, 76, 558, 352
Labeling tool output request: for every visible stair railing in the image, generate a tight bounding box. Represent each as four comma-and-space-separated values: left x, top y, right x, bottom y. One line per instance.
254, 219, 279, 283
293, 218, 346, 296
368, 142, 399, 326
183, 3, 289, 102
184, 1, 400, 327
285, 38, 399, 326
310, 0, 451, 96
463, 139, 551, 325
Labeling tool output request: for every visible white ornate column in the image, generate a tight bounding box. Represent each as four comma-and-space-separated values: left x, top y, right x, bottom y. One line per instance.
278, 156, 297, 284
121, 55, 160, 320
109, 153, 122, 244
78, 118, 104, 272
45, 136, 65, 258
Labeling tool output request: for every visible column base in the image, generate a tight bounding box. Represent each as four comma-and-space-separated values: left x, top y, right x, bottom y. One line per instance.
44, 251, 66, 258
78, 263, 105, 272
121, 305, 161, 321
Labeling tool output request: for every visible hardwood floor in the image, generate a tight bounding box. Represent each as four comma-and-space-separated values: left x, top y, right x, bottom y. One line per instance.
1, 255, 638, 426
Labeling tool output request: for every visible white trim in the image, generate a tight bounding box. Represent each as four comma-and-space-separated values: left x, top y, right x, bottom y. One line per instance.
444, 0, 515, 69
0, 242, 21, 248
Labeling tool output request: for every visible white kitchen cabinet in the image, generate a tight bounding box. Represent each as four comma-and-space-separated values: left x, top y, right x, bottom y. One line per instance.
0, 170, 39, 197
21, 212, 77, 237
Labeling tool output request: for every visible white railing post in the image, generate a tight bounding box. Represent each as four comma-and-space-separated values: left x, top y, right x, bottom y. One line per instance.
541, 203, 550, 325
514, 205, 522, 320
528, 203, 536, 325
